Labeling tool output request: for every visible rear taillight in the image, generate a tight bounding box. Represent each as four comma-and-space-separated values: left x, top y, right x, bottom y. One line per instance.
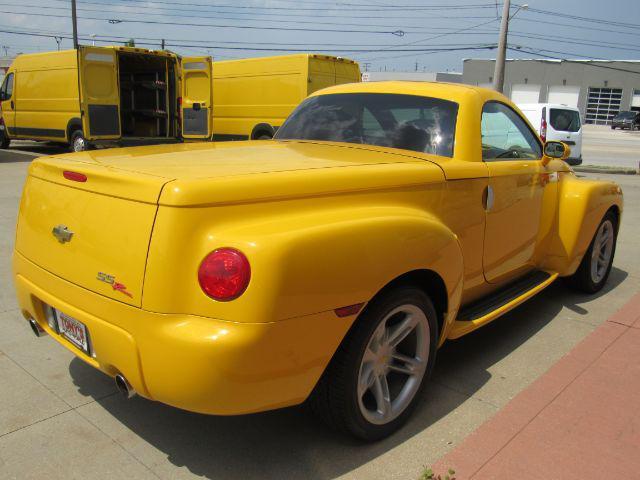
0, 116, 4, 125
540, 118, 547, 143
63, 170, 87, 182
198, 248, 251, 301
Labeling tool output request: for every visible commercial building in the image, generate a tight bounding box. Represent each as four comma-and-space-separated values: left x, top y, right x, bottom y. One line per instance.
361, 71, 463, 83
462, 58, 640, 125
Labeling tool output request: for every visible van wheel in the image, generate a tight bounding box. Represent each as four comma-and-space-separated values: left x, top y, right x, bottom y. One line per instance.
564, 211, 617, 294
256, 133, 272, 140
0, 132, 9, 149
70, 130, 88, 152
309, 286, 438, 441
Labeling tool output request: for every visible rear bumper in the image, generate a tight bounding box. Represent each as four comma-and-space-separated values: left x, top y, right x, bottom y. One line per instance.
566, 155, 582, 166
13, 251, 352, 415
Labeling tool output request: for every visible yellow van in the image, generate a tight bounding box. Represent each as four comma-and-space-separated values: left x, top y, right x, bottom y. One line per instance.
0, 46, 213, 151
212, 54, 360, 140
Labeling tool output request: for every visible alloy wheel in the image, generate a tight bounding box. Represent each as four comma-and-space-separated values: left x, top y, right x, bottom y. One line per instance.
590, 219, 614, 284
357, 304, 429, 425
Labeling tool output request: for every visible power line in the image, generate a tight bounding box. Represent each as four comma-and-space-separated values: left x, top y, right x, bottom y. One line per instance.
0, 9, 407, 35
109, 0, 499, 12
521, 6, 640, 31
5, 3, 497, 32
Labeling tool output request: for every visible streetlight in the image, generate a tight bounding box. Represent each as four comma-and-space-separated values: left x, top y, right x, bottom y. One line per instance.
493, 2, 528, 93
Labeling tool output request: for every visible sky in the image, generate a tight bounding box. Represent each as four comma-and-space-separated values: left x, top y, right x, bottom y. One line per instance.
0, 0, 638, 73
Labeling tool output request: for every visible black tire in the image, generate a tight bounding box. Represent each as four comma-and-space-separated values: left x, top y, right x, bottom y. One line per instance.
69, 129, 88, 152
564, 211, 618, 293
256, 133, 273, 140
611, 126, 616, 130
308, 286, 438, 441
0, 131, 9, 149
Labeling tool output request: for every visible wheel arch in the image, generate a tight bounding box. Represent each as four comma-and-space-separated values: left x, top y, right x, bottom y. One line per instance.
66, 117, 83, 143
367, 269, 449, 340
550, 175, 623, 276
250, 123, 275, 139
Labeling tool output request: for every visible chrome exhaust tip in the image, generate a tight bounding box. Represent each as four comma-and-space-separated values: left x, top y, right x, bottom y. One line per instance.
29, 318, 46, 337
115, 374, 136, 399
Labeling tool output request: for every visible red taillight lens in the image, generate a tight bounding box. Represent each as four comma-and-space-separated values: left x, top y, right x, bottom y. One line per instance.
63, 170, 87, 182
540, 118, 547, 143
198, 248, 251, 301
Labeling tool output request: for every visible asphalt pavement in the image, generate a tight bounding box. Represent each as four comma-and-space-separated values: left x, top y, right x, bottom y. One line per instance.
581, 124, 640, 169
0, 144, 638, 480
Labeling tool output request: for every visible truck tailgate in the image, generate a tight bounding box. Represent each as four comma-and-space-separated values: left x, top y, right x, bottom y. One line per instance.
15, 158, 169, 307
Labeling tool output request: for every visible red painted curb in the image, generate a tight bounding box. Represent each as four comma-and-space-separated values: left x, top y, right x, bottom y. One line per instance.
433, 291, 640, 479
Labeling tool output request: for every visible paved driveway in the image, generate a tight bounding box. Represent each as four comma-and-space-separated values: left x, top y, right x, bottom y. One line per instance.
0, 150, 638, 480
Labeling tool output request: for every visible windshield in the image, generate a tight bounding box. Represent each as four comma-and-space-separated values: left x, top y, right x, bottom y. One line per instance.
275, 93, 459, 157
550, 108, 581, 132
615, 111, 637, 119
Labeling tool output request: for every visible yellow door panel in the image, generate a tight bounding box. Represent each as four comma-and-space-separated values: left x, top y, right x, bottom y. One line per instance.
181, 56, 213, 139
483, 161, 546, 282
78, 46, 121, 140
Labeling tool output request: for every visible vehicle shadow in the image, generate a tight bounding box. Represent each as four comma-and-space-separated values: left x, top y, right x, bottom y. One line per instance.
68, 267, 628, 480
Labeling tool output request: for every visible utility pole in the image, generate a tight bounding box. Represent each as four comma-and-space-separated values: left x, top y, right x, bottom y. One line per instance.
415, 61, 419, 72
493, 0, 510, 93
161, 39, 165, 50
493, 1, 528, 93
55, 36, 63, 51
71, 0, 79, 49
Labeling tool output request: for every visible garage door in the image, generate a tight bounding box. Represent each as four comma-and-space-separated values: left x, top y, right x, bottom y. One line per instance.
632, 89, 640, 108
548, 85, 580, 107
585, 87, 622, 125
510, 84, 541, 103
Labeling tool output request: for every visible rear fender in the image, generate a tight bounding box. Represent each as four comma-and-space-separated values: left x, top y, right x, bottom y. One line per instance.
143, 205, 463, 330
544, 173, 623, 275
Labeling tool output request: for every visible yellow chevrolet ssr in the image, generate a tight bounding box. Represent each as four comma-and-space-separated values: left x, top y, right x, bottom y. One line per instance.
13, 82, 622, 440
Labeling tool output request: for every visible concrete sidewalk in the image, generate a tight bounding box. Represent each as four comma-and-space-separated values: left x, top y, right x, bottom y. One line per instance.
433, 291, 640, 479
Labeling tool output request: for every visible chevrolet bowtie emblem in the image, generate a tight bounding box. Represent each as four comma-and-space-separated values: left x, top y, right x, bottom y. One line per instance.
52, 224, 74, 243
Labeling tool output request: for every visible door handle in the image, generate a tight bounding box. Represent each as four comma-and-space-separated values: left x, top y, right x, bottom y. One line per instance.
10, 100, 14, 110
482, 185, 495, 212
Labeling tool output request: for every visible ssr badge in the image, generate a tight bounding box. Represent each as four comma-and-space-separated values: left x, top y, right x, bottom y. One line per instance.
97, 272, 133, 298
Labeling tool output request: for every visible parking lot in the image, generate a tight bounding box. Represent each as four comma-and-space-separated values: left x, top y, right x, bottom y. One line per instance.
582, 124, 640, 169
0, 142, 638, 479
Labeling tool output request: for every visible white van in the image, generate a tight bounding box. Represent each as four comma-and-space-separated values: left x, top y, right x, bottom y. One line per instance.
518, 103, 582, 165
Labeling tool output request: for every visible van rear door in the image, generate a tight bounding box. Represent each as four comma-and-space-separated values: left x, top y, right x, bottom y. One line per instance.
180, 56, 213, 140
78, 46, 121, 141
548, 107, 582, 159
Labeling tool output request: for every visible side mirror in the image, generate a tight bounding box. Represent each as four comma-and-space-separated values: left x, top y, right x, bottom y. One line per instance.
542, 141, 571, 165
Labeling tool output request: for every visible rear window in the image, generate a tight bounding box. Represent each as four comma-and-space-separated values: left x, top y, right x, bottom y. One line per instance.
549, 108, 581, 132
615, 111, 637, 119
275, 93, 459, 157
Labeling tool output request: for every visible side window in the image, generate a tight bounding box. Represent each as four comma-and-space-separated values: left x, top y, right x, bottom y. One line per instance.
0, 73, 13, 101
481, 102, 542, 161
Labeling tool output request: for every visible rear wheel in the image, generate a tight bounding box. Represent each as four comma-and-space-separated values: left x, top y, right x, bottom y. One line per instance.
0, 131, 9, 149
565, 211, 617, 293
70, 129, 88, 152
309, 286, 438, 441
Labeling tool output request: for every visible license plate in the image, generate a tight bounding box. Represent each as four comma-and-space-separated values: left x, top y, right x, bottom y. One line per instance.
54, 309, 90, 354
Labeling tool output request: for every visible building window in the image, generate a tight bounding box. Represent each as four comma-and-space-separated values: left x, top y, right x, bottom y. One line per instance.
585, 87, 622, 125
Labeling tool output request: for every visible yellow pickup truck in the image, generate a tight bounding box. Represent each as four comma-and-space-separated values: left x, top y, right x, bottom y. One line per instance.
13, 82, 622, 440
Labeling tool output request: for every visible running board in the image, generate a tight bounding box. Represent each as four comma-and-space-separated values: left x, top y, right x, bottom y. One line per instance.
448, 270, 558, 339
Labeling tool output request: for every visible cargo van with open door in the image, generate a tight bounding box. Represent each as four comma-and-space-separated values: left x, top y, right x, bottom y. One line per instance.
78, 46, 121, 150
180, 56, 213, 140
